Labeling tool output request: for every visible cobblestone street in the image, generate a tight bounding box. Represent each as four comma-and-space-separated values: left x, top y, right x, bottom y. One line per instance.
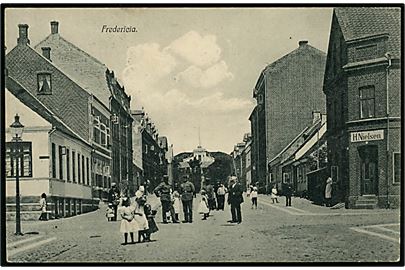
6, 194, 400, 263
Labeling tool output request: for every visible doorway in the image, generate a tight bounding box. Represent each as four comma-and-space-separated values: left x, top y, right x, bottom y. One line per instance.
358, 145, 378, 195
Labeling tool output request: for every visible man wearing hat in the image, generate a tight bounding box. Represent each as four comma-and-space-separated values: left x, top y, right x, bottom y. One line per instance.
227, 177, 243, 224
108, 182, 120, 221
180, 175, 195, 223
154, 175, 177, 223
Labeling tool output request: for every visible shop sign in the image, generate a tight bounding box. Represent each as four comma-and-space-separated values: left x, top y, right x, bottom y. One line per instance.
350, 130, 384, 143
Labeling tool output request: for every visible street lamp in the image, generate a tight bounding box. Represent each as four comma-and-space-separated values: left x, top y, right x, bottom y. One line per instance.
10, 114, 24, 235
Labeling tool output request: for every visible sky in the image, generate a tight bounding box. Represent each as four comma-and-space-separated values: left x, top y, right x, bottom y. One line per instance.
5, 7, 333, 154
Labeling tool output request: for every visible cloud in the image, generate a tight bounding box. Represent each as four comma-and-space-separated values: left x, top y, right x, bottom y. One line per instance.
177, 61, 234, 89
167, 31, 221, 67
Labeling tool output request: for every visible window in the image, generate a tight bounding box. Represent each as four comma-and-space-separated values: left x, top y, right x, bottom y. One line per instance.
59, 146, 64, 180
5, 142, 32, 177
100, 124, 106, 146
37, 73, 52, 94
86, 158, 90, 185
359, 86, 375, 119
393, 152, 401, 184
72, 151, 76, 182
52, 143, 56, 178
82, 155, 85, 185
66, 149, 70, 181
78, 153, 81, 184
258, 94, 264, 105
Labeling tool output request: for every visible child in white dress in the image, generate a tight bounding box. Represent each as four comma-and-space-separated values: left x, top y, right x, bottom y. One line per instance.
172, 191, 181, 222
198, 190, 210, 220
119, 198, 137, 245
133, 193, 149, 243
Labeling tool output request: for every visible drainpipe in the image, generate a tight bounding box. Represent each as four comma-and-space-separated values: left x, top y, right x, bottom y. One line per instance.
385, 52, 391, 209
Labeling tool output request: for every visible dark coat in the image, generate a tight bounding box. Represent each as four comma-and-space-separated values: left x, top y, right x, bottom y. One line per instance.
227, 182, 244, 205
180, 181, 195, 201
153, 181, 172, 201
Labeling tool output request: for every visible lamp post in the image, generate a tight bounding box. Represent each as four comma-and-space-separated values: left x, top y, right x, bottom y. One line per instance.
10, 114, 24, 236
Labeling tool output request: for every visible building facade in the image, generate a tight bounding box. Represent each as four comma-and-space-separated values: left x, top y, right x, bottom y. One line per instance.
324, 7, 401, 208
5, 24, 99, 219
250, 41, 327, 188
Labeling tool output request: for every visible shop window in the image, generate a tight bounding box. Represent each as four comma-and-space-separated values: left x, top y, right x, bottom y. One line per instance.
5, 142, 33, 177
86, 157, 90, 185
37, 73, 52, 94
359, 86, 375, 119
393, 152, 401, 184
82, 155, 85, 185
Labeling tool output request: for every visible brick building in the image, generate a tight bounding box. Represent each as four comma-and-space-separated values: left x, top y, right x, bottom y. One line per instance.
35, 21, 133, 197
5, 24, 99, 219
231, 133, 252, 191
106, 70, 133, 196
250, 41, 326, 188
324, 7, 401, 208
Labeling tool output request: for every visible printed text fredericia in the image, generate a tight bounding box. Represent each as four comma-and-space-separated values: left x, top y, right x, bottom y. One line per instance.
101, 25, 138, 33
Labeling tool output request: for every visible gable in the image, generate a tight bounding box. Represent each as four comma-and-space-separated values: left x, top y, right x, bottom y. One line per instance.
35, 34, 111, 108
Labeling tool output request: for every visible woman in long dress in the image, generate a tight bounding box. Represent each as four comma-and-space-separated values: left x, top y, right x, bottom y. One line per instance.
270, 185, 279, 203
198, 190, 210, 220
133, 194, 149, 242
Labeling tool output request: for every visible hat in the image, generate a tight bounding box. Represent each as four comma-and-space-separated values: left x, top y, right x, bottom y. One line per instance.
111, 182, 117, 187
139, 186, 145, 192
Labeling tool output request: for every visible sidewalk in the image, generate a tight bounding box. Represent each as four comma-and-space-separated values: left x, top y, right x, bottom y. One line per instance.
258, 194, 400, 216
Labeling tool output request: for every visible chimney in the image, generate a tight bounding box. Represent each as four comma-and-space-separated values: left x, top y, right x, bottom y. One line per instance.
41, 47, 51, 61
312, 111, 321, 124
17, 24, 30, 45
299, 40, 308, 47
50, 21, 59, 34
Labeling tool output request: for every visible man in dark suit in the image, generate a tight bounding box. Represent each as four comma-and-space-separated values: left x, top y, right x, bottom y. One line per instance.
284, 182, 293, 207
227, 177, 244, 224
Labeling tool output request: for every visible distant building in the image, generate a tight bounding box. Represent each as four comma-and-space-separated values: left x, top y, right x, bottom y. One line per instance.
231, 133, 252, 192
324, 7, 401, 208
131, 110, 168, 192
268, 112, 327, 197
250, 41, 326, 189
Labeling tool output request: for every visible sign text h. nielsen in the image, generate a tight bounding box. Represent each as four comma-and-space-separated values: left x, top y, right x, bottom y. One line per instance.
350, 130, 384, 143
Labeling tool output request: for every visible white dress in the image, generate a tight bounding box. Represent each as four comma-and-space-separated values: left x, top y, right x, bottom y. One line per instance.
132, 204, 149, 231
270, 188, 278, 199
173, 197, 181, 214
119, 206, 138, 233
198, 195, 209, 214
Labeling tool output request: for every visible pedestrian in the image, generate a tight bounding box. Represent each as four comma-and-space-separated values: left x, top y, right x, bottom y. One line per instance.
180, 175, 195, 223
39, 193, 48, 221
284, 182, 293, 207
144, 200, 159, 242
108, 182, 120, 221
198, 190, 210, 220
118, 198, 137, 245
216, 184, 227, 211
172, 190, 181, 222
106, 203, 115, 221
227, 177, 243, 224
133, 192, 150, 243
251, 186, 258, 209
154, 175, 177, 224
206, 180, 216, 210
325, 177, 333, 207
270, 184, 280, 203
246, 185, 252, 197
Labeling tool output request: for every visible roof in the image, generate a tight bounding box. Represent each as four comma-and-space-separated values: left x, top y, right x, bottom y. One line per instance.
253, 42, 326, 95
334, 7, 401, 58
6, 75, 91, 147
35, 34, 112, 107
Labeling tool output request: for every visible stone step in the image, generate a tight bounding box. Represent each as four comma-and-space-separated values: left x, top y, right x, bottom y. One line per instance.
352, 203, 377, 209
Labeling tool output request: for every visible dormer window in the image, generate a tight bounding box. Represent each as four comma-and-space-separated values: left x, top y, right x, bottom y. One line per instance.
258, 94, 264, 105
37, 73, 52, 94
355, 44, 377, 62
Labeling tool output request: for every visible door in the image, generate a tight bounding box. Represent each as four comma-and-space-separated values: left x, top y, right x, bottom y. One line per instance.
359, 146, 378, 195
